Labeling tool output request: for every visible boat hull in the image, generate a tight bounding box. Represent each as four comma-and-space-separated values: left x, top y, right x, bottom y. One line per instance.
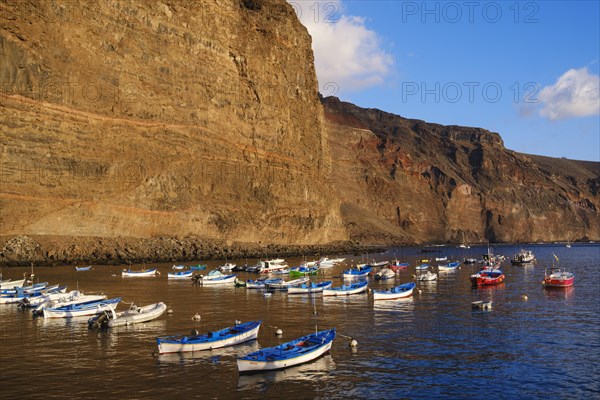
157, 322, 261, 354
108, 302, 167, 327
200, 275, 237, 285
43, 299, 120, 318
543, 277, 574, 287
323, 282, 368, 296
122, 269, 158, 277
237, 341, 332, 373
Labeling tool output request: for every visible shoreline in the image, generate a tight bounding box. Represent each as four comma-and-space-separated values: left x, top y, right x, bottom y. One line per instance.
0, 234, 590, 267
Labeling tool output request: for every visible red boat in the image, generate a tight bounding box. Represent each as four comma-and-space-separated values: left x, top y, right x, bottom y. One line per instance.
470, 268, 505, 286
389, 260, 409, 271
543, 268, 574, 288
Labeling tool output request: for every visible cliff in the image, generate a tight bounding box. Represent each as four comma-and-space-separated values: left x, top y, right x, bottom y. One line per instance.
0, 0, 346, 255
323, 96, 600, 244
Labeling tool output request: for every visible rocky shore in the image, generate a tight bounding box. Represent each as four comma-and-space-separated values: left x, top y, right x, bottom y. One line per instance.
0, 235, 385, 267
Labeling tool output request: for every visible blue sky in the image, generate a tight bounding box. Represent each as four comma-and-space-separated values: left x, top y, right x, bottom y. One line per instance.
291, 1, 600, 161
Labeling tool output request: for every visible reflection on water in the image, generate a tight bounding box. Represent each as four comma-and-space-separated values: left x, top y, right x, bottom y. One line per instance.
1, 244, 598, 398
237, 354, 337, 390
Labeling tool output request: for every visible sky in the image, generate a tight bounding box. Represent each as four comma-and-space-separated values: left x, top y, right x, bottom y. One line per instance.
289, 1, 600, 161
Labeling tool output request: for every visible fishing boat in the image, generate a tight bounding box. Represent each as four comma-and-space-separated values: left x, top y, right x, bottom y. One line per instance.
369, 260, 389, 268
1, 285, 66, 304
415, 264, 430, 271
543, 268, 574, 288
20, 289, 83, 308
0, 278, 27, 290
88, 302, 167, 329
156, 320, 261, 354
389, 260, 409, 271
121, 268, 159, 277
257, 259, 288, 274
470, 268, 505, 286
438, 261, 460, 271
287, 281, 332, 294
75, 266, 92, 271
289, 266, 319, 277
271, 268, 290, 275
416, 271, 437, 281
237, 328, 336, 373
374, 268, 396, 280
43, 297, 121, 318
342, 266, 372, 279
219, 263, 236, 272
266, 277, 309, 291
371, 282, 416, 300
245, 277, 269, 289
511, 249, 535, 265
168, 270, 193, 280
192, 270, 237, 286
323, 281, 368, 296
1, 282, 48, 295
32, 292, 107, 316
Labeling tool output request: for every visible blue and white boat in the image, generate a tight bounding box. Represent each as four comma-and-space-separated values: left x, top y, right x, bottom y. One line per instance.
193, 270, 237, 285
265, 277, 309, 291
1, 285, 66, 304
168, 270, 193, 280
43, 297, 121, 318
415, 264, 430, 271
323, 281, 369, 296
237, 328, 336, 372
372, 282, 416, 300
1, 282, 48, 296
189, 265, 207, 271
172, 265, 186, 270
75, 266, 92, 271
122, 268, 159, 277
342, 266, 372, 279
287, 281, 332, 294
156, 320, 261, 354
438, 261, 461, 271
0, 278, 27, 290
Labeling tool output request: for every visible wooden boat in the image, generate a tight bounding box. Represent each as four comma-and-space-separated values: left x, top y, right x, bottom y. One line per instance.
122, 268, 159, 277
374, 268, 395, 280
156, 320, 261, 354
323, 281, 368, 296
438, 261, 460, 271
511, 249, 535, 265
266, 277, 309, 290
43, 297, 121, 318
237, 328, 336, 373
219, 263, 236, 272
32, 292, 107, 315
192, 270, 237, 285
88, 302, 167, 329
168, 270, 193, 279
289, 266, 319, 277
75, 266, 92, 271
257, 259, 288, 274
287, 281, 332, 294
543, 268, 574, 288
389, 261, 409, 271
372, 282, 416, 300
416, 271, 437, 281
0, 278, 27, 290
342, 266, 372, 279
470, 268, 505, 286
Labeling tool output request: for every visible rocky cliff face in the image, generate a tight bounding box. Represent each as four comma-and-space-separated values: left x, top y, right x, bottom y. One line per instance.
0, 0, 346, 247
323, 96, 600, 244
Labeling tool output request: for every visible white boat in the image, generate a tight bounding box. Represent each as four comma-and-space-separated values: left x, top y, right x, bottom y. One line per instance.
316, 257, 335, 268
511, 250, 535, 265
1, 282, 48, 295
374, 268, 395, 280
219, 263, 236, 272
157, 320, 261, 354
287, 281, 332, 294
438, 261, 460, 271
1, 285, 65, 304
193, 270, 237, 285
172, 265, 186, 270
265, 277, 309, 290
435, 256, 448, 261
416, 271, 437, 281
88, 302, 167, 328
237, 328, 335, 373
372, 282, 416, 300
32, 292, 107, 315
168, 270, 193, 280
323, 281, 368, 296
20, 290, 82, 308
303, 260, 319, 267
370, 261, 389, 268
43, 297, 121, 318
257, 259, 288, 274
0, 278, 26, 289
330, 258, 345, 264
122, 268, 159, 277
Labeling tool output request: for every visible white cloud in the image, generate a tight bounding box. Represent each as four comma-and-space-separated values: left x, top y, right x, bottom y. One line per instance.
538, 67, 600, 120
289, 0, 393, 94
